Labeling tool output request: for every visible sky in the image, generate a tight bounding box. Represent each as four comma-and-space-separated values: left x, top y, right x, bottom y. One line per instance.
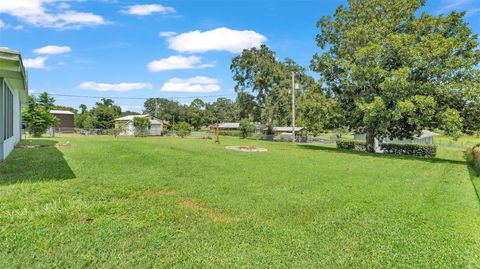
0, 0, 479, 113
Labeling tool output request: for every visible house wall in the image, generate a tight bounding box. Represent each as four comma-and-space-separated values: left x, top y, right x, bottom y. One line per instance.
149, 124, 162, 136
116, 121, 163, 136
0, 78, 4, 160
1, 79, 21, 161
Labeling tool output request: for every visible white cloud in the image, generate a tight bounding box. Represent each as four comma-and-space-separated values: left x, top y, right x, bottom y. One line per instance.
0, 19, 5, 29
166, 27, 267, 53
147, 55, 214, 72
0, 0, 106, 29
79, 81, 153, 92
122, 4, 175, 15
161, 76, 220, 93
33, 45, 71, 55
23, 56, 48, 69
159, 31, 177, 37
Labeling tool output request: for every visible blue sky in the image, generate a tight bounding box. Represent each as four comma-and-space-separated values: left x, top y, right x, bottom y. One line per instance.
0, 0, 479, 112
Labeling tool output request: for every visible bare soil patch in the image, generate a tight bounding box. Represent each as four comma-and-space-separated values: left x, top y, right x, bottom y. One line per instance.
55, 142, 74, 148
180, 199, 231, 223
15, 144, 51, 149
159, 189, 177, 196
225, 146, 267, 152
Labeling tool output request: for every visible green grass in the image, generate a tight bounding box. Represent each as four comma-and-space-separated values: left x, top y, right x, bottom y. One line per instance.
1, 136, 480, 268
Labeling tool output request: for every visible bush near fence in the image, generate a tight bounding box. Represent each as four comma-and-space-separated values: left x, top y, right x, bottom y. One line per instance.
336, 139, 367, 151
466, 145, 480, 176
380, 143, 437, 158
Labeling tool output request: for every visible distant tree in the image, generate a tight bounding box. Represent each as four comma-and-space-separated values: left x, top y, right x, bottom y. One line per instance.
37, 92, 55, 109
236, 92, 259, 122
90, 99, 122, 130
188, 98, 205, 130
299, 84, 339, 136
211, 98, 237, 123
120, 110, 141, 117
239, 119, 254, 138
231, 47, 315, 126
79, 104, 87, 114
22, 96, 57, 137
144, 98, 184, 122
311, 0, 480, 151
231, 45, 281, 109
133, 116, 150, 137
176, 122, 191, 138
52, 105, 77, 114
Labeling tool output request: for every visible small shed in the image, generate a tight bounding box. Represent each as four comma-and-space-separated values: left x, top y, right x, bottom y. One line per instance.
114, 115, 169, 136
50, 110, 75, 133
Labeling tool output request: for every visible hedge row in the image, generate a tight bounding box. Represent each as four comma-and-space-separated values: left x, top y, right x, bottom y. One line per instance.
467, 145, 480, 176
336, 139, 367, 151
380, 143, 437, 157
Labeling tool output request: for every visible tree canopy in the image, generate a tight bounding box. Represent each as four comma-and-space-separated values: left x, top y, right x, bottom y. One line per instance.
311, 0, 480, 151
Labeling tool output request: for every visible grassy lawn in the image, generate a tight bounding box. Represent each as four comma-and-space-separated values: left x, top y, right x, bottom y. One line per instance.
1, 136, 480, 268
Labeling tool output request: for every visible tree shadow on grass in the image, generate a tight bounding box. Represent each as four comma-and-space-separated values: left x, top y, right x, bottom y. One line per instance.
297, 144, 467, 166
0, 139, 76, 186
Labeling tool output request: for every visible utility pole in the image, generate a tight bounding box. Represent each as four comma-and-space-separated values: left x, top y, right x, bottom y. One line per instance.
154, 99, 158, 118
291, 72, 296, 143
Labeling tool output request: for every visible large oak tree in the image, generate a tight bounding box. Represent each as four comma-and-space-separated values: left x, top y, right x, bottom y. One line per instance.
311, 0, 480, 152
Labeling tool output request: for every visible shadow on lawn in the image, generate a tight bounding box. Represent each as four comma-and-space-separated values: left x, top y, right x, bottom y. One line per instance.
297, 144, 467, 165
0, 139, 76, 186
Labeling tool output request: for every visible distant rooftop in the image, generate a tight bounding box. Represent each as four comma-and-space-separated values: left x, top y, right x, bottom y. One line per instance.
50, 110, 74, 115
218, 122, 240, 128
271, 127, 305, 132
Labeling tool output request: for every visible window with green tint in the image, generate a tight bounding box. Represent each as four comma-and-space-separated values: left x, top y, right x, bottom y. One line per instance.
3, 81, 13, 140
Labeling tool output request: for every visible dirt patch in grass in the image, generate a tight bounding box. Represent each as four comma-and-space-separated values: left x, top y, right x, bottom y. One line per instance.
55, 142, 74, 148
180, 199, 231, 223
131, 188, 178, 199
159, 189, 177, 196
225, 146, 267, 152
15, 142, 74, 149
15, 144, 51, 149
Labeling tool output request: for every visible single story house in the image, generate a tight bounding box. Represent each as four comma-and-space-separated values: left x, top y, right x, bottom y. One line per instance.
0, 48, 28, 161
354, 130, 439, 152
215, 122, 240, 130
50, 110, 75, 133
269, 126, 306, 135
114, 115, 169, 136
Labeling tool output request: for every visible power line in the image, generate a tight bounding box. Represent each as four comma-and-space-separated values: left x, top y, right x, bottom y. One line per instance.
31, 92, 237, 100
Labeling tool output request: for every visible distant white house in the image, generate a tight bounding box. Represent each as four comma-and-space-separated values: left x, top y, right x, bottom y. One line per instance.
114, 115, 169, 136
354, 130, 439, 152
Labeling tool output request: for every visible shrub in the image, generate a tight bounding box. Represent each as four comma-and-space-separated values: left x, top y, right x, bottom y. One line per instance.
239, 119, 254, 138
176, 122, 191, 138
466, 145, 480, 176
336, 139, 366, 151
133, 117, 150, 137
380, 143, 437, 157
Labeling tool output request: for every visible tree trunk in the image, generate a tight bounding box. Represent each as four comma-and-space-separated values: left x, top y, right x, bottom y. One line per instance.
365, 129, 376, 153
